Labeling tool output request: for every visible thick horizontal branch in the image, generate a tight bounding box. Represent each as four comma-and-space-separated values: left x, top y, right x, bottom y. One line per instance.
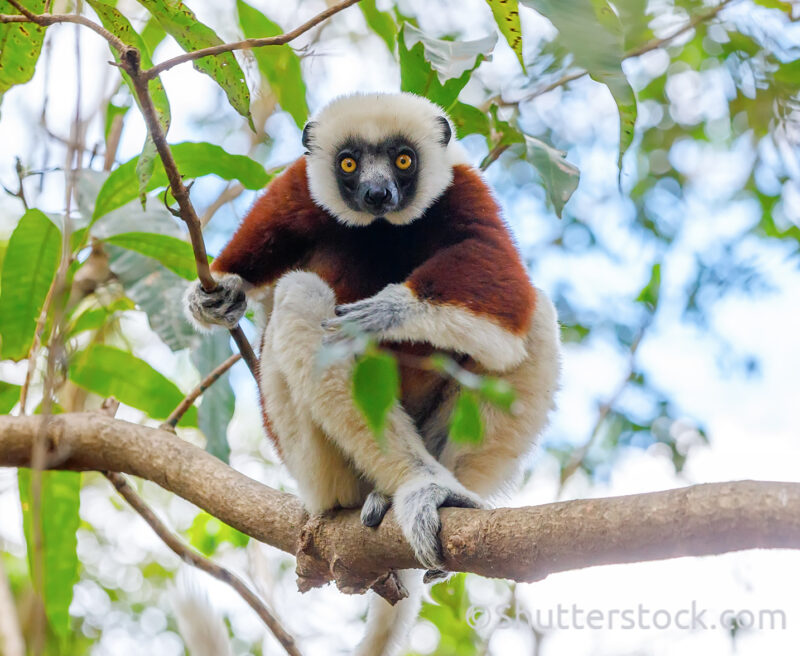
2, 413, 800, 595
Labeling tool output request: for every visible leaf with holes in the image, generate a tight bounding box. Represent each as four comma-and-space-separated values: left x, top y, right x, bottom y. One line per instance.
0, 0, 47, 107
18, 468, 80, 639
237, 1, 308, 128
485, 0, 525, 70
353, 350, 399, 440
449, 390, 484, 444
69, 344, 197, 426
94, 142, 270, 220
0, 210, 61, 361
523, 135, 580, 218
104, 232, 207, 280
135, 0, 252, 127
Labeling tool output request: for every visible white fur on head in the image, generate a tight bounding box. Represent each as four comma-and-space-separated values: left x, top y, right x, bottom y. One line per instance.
304, 92, 469, 227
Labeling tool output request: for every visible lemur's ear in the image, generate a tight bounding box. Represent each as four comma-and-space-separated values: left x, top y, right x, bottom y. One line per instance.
436, 116, 452, 146
301, 121, 317, 153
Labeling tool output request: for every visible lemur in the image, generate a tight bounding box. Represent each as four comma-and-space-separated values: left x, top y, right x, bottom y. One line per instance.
185, 92, 561, 656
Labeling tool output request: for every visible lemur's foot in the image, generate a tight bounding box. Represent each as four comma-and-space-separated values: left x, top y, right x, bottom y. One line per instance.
184, 274, 246, 330
423, 569, 450, 584
360, 491, 391, 528
394, 476, 485, 571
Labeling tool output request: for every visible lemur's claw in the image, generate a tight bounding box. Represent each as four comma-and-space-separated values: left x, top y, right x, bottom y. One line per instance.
361, 491, 391, 528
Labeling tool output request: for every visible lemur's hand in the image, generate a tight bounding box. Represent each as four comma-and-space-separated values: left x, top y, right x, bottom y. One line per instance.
360, 490, 391, 528
321, 284, 409, 340
394, 474, 486, 571
184, 273, 247, 330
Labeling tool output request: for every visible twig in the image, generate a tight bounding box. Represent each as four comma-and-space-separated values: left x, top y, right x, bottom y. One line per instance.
1, 158, 29, 209
143, 0, 363, 79
161, 353, 241, 429
104, 472, 303, 656
200, 182, 245, 227
558, 319, 651, 491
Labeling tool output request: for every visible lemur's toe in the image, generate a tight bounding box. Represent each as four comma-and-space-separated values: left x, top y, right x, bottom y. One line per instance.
423, 569, 450, 584
361, 491, 391, 528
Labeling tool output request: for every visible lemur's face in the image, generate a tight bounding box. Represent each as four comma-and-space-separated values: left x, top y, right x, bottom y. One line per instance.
303, 93, 464, 227
333, 137, 419, 218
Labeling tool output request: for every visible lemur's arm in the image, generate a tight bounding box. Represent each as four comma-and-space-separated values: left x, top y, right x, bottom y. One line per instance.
185, 159, 322, 329
324, 219, 535, 372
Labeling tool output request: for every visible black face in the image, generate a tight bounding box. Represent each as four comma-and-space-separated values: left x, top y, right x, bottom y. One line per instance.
333, 136, 419, 218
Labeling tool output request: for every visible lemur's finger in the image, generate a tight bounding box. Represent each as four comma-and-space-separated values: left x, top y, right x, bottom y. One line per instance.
440, 490, 485, 510
360, 491, 391, 528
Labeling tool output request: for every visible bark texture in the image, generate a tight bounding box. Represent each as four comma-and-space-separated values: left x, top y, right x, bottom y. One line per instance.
2, 413, 799, 596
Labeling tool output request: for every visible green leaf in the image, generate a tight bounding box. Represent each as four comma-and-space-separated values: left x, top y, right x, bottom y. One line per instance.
479, 377, 516, 412
191, 331, 235, 463
237, 0, 308, 128
352, 350, 399, 439
104, 100, 130, 142
67, 297, 135, 337
449, 390, 484, 444
0, 0, 47, 107
187, 512, 248, 557
94, 142, 270, 220
520, 0, 637, 174
141, 15, 167, 54
0, 210, 61, 361
399, 24, 495, 110
359, 0, 397, 53
104, 232, 206, 280
450, 101, 490, 138
18, 468, 81, 639
636, 261, 661, 310
135, 0, 252, 127
0, 381, 20, 413
69, 344, 197, 426
86, 0, 171, 193
523, 135, 580, 217
485, 0, 524, 70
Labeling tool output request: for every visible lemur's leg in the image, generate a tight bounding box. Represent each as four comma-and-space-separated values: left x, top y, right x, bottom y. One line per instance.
260, 317, 367, 513
439, 292, 561, 496
269, 271, 485, 570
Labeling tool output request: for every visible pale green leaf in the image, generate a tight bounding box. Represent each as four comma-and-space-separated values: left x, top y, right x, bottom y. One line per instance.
359, 0, 397, 53
18, 468, 81, 638
449, 390, 484, 443
0, 210, 61, 361
68, 344, 197, 425
237, 0, 308, 128
353, 351, 399, 439
104, 232, 206, 280
523, 135, 580, 217
192, 331, 234, 463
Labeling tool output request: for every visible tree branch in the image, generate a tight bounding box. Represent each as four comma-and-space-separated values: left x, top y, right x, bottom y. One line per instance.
143, 0, 363, 79
104, 472, 302, 656
3, 413, 800, 596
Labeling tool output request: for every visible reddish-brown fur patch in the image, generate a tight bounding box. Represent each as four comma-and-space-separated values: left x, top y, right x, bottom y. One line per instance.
213, 158, 535, 434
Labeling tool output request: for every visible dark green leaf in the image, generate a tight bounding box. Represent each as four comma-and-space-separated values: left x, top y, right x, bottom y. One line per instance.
399, 23, 495, 110
523, 135, 580, 217
104, 232, 206, 280
352, 350, 399, 439
69, 344, 197, 425
18, 468, 80, 638
0, 381, 20, 413
449, 390, 484, 443
359, 0, 397, 53
94, 142, 270, 220
0, 0, 47, 107
191, 331, 235, 463
485, 0, 524, 69
0, 210, 61, 361
135, 0, 252, 127
237, 0, 308, 128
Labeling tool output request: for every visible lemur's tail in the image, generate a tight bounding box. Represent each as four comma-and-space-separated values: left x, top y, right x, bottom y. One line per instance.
354, 570, 423, 656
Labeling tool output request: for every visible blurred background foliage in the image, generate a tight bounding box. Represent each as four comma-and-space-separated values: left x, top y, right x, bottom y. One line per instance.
0, 0, 797, 654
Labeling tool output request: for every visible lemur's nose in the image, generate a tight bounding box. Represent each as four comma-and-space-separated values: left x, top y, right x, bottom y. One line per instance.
363, 185, 391, 209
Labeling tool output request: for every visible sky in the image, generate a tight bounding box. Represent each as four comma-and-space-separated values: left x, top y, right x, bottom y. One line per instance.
1, 0, 799, 654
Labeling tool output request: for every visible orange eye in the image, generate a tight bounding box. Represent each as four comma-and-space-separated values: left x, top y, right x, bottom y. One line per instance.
395, 154, 413, 170
340, 157, 357, 173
